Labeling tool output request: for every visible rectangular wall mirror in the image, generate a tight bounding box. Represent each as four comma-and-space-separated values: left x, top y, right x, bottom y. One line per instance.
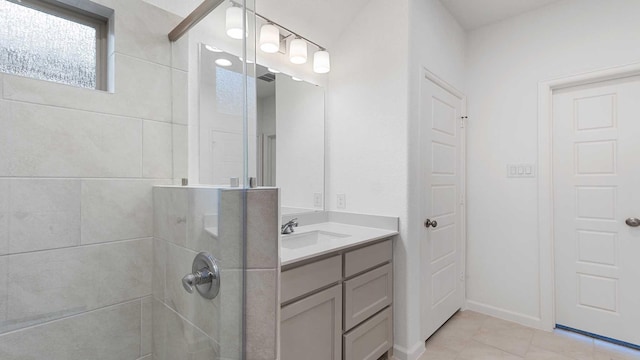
199, 43, 325, 214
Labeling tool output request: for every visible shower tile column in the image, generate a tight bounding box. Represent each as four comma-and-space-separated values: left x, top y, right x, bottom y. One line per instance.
218, 188, 280, 360
244, 189, 280, 360
153, 186, 279, 360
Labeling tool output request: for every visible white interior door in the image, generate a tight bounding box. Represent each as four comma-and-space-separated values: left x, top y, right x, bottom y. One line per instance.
553, 76, 640, 346
420, 73, 465, 340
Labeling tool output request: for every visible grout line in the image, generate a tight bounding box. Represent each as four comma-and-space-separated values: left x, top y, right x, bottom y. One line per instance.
139, 298, 144, 358
0, 237, 153, 258
158, 300, 221, 347
1, 98, 173, 125
0, 177, 173, 181
141, 118, 146, 178
115, 51, 174, 71
0, 297, 145, 337
169, 49, 176, 182
4, 179, 10, 320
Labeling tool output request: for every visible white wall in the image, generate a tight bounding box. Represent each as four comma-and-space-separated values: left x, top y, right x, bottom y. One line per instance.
404, 0, 466, 357
465, 0, 640, 327
276, 75, 324, 211
326, 0, 466, 358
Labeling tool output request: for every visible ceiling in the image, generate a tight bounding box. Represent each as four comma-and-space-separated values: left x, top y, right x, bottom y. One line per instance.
440, 0, 563, 30
255, 0, 371, 48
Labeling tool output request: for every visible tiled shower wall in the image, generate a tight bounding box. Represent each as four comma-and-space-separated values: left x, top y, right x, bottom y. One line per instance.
0, 1, 186, 359
153, 187, 279, 360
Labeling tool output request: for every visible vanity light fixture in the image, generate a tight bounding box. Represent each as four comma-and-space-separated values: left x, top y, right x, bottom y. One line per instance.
313, 50, 331, 74
215, 58, 232, 67
289, 38, 307, 64
259, 24, 280, 53
225, 1, 331, 73
225, 5, 244, 39
267, 67, 280, 73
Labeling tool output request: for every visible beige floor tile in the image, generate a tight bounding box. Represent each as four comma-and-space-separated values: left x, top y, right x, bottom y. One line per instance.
420, 343, 458, 360
594, 339, 640, 360
410, 312, 639, 360
472, 317, 535, 356
427, 324, 476, 353
456, 340, 524, 360
531, 329, 594, 360
525, 346, 577, 360
425, 310, 486, 353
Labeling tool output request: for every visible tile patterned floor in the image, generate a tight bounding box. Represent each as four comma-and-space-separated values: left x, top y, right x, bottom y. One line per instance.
420, 310, 640, 360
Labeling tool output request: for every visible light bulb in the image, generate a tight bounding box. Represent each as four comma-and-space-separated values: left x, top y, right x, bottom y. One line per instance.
226, 6, 244, 39
215, 58, 232, 67
267, 67, 280, 73
259, 24, 280, 53
313, 50, 331, 73
289, 38, 308, 64
291, 76, 302, 82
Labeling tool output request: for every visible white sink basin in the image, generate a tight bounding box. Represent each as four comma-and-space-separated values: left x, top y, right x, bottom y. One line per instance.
282, 230, 350, 249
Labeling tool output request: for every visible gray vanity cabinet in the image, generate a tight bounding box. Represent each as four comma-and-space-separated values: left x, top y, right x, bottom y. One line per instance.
281, 239, 394, 360
281, 285, 343, 360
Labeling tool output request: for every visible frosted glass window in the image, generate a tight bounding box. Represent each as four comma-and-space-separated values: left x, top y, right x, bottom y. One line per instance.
216, 67, 256, 116
0, 0, 106, 89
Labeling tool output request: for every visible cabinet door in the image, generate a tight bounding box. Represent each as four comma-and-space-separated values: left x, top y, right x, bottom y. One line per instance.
281, 285, 342, 360
344, 306, 393, 360
344, 263, 393, 331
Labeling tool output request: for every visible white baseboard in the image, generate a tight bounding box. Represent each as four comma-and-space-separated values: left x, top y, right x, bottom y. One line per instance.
392, 341, 425, 360
465, 299, 551, 331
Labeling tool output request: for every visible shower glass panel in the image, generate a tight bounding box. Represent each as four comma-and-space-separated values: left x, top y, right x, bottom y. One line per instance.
193, 1, 257, 187
159, 0, 257, 359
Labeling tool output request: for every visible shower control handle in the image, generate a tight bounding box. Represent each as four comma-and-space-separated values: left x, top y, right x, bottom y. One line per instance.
181, 252, 220, 300
181, 269, 214, 293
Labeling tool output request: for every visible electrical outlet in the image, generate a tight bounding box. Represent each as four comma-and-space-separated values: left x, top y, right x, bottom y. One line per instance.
337, 194, 346, 209
313, 193, 323, 208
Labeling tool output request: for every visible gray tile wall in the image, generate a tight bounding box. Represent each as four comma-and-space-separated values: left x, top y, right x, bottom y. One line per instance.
152, 187, 279, 360
0, 0, 186, 359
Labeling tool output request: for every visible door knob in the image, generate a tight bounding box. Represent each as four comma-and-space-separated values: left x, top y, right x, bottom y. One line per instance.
626, 218, 640, 227
425, 219, 438, 228
181, 252, 220, 299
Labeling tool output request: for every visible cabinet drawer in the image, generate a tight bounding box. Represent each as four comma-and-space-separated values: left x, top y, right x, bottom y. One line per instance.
344, 263, 393, 330
281, 285, 342, 360
281, 255, 342, 303
344, 240, 392, 278
344, 306, 393, 360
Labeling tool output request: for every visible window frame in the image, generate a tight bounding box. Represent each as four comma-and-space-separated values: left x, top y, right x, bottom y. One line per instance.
4, 0, 109, 90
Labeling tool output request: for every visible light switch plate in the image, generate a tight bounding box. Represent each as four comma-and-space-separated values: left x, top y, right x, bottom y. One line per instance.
337, 194, 346, 209
507, 164, 536, 178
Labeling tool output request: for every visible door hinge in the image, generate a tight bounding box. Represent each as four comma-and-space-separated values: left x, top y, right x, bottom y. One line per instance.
460, 116, 468, 128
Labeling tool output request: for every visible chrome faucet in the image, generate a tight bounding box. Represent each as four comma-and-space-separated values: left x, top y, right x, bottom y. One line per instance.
281, 218, 298, 235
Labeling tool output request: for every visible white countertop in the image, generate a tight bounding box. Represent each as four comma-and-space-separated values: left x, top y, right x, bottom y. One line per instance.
280, 222, 398, 266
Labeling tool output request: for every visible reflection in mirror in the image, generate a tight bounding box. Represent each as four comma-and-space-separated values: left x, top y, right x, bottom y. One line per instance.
199, 43, 325, 214
198, 45, 254, 185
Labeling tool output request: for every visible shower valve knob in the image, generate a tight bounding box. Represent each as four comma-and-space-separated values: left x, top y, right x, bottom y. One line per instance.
181, 252, 220, 300
181, 270, 213, 293
182, 274, 196, 293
